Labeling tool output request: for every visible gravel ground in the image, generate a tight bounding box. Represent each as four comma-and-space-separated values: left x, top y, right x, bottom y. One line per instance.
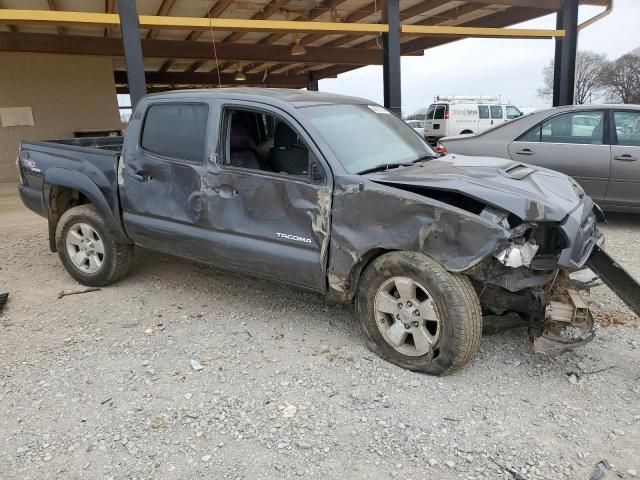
1, 189, 639, 480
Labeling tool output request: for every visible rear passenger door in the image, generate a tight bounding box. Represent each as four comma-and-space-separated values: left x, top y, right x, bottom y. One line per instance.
478, 105, 492, 132
202, 102, 332, 291
120, 102, 212, 257
507, 110, 611, 203
606, 110, 640, 208
490, 105, 504, 127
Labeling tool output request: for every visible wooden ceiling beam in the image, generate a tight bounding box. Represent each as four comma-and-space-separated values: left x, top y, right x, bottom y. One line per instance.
191, 0, 291, 74
161, 0, 234, 71
114, 71, 317, 88
255, 1, 455, 79
311, 6, 552, 81
0, 31, 407, 65
45, 0, 65, 35
104, 0, 115, 37
147, 0, 178, 40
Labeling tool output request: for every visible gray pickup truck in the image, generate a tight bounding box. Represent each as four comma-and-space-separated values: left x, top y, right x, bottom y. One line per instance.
16, 89, 640, 375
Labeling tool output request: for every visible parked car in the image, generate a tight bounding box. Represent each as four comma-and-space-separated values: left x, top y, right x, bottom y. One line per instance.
16, 89, 639, 375
423, 96, 523, 145
405, 119, 425, 136
438, 104, 640, 212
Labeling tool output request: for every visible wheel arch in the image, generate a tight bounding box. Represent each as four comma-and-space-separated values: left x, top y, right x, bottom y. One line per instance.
328, 247, 396, 303
44, 168, 128, 251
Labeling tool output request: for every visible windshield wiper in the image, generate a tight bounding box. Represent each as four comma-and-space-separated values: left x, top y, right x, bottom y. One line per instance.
357, 154, 436, 175
357, 162, 413, 175
411, 154, 437, 164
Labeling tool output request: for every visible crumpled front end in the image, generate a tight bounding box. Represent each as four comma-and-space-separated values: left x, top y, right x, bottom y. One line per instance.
466, 196, 605, 354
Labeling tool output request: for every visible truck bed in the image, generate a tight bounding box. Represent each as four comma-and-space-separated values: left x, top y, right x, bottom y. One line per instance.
36, 135, 124, 152
17, 137, 123, 221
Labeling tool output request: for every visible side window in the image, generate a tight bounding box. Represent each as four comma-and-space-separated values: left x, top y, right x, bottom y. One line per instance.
141, 103, 208, 162
425, 105, 435, 120
478, 105, 490, 119
434, 105, 446, 120
490, 106, 503, 119
222, 108, 311, 177
614, 111, 640, 146
506, 106, 522, 119
540, 111, 604, 145
517, 125, 541, 142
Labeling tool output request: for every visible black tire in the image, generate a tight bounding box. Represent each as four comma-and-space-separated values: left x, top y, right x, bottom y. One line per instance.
55, 204, 134, 287
356, 251, 482, 375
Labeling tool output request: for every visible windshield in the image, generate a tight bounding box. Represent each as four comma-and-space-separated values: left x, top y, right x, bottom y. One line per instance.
301, 104, 436, 174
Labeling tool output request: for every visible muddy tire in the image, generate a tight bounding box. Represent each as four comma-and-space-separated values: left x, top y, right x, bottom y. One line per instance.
55, 204, 134, 287
356, 251, 482, 375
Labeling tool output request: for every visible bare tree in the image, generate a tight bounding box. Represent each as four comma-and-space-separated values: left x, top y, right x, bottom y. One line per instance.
600, 48, 640, 104
538, 51, 607, 104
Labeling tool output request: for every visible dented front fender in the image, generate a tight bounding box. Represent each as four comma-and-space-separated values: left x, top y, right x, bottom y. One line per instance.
326, 177, 510, 301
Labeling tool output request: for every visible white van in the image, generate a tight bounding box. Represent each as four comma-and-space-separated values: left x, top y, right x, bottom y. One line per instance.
423, 96, 523, 145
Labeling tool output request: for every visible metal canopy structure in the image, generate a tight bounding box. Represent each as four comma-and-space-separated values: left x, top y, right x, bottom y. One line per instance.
0, 0, 610, 111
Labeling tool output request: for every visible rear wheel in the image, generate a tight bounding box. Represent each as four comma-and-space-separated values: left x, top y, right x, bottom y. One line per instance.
55, 205, 134, 287
356, 252, 482, 375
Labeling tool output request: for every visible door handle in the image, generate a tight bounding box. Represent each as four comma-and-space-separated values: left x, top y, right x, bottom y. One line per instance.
132, 170, 149, 182
515, 148, 535, 156
210, 184, 238, 198
613, 154, 637, 162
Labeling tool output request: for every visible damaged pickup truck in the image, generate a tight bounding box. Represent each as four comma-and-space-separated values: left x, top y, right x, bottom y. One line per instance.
17, 89, 640, 375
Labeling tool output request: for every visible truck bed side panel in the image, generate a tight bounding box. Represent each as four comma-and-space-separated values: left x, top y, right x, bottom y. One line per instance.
17, 140, 128, 243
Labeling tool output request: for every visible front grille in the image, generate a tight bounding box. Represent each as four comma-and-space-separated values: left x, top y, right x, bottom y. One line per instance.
579, 213, 597, 262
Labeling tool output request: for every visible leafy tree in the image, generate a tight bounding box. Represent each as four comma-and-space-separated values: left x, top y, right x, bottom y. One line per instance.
600, 48, 640, 104
538, 50, 607, 104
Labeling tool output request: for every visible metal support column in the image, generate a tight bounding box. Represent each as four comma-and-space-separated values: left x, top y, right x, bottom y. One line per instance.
552, 9, 563, 107
382, 0, 401, 115
557, 0, 578, 106
307, 72, 319, 92
118, 0, 147, 108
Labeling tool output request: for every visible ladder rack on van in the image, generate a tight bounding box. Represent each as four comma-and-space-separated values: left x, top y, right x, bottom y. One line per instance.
435, 95, 500, 104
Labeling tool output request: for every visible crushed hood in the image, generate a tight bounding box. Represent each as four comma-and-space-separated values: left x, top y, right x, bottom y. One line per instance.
368, 155, 582, 222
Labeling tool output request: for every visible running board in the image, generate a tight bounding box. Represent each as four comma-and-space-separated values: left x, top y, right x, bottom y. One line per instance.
587, 245, 640, 318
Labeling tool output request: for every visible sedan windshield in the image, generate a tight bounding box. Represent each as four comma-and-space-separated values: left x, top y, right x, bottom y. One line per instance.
301, 104, 436, 174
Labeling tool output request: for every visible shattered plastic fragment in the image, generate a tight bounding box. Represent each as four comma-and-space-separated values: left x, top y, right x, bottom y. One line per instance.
495, 241, 539, 268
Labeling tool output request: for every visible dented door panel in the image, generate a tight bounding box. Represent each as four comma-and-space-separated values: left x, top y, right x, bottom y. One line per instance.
203, 167, 330, 290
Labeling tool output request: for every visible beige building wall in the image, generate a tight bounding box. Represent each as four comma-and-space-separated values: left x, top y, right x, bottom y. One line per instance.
0, 52, 121, 183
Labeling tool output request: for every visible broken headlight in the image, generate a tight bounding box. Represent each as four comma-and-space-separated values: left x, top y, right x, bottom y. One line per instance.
495, 225, 568, 270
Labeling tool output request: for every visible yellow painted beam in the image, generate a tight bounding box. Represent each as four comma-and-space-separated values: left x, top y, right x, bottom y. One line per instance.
0, 9, 388, 35
401, 25, 565, 38
0, 9, 565, 38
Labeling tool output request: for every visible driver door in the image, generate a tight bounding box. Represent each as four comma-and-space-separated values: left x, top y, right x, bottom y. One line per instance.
202, 102, 332, 291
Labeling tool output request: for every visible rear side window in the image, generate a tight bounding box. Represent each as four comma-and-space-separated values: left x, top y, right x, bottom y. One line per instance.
490, 106, 503, 119
478, 105, 490, 119
434, 105, 447, 120
425, 105, 435, 120
141, 103, 209, 162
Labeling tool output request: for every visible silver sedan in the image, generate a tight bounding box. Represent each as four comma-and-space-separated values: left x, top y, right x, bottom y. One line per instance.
439, 104, 640, 212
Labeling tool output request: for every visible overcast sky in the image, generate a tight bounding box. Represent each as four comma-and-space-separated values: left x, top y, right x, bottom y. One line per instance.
319, 0, 639, 115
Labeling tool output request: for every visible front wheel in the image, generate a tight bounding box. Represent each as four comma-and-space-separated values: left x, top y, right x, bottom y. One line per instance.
356, 252, 482, 375
55, 204, 134, 287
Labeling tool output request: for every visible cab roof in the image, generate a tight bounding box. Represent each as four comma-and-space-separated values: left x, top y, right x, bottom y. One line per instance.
145, 88, 371, 108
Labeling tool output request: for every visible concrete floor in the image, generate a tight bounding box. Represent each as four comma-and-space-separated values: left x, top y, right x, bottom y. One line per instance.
0, 182, 45, 230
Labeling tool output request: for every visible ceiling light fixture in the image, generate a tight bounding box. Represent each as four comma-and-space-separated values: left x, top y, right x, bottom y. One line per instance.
234, 68, 247, 82
290, 35, 306, 56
